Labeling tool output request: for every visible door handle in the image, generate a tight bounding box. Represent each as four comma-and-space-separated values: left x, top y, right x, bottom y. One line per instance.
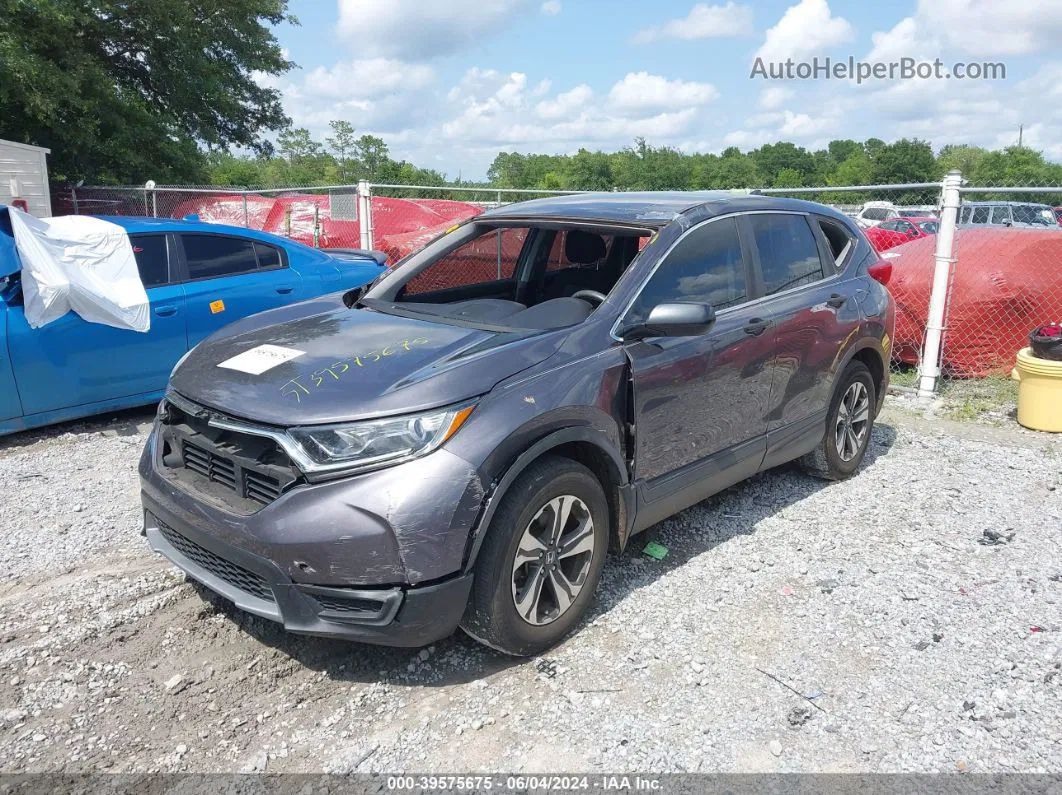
826, 293, 847, 309
743, 318, 771, 336
275, 287, 294, 295
154, 306, 178, 317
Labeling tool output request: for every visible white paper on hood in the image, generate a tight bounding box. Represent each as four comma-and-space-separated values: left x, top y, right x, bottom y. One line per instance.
217, 344, 306, 375
8, 208, 150, 332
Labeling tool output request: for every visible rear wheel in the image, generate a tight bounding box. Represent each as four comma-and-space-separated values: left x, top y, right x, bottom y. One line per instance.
460, 456, 608, 656
800, 360, 876, 480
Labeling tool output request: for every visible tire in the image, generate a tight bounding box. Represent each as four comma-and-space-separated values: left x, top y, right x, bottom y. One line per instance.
460, 455, 609, 656
800, 360, 876, 480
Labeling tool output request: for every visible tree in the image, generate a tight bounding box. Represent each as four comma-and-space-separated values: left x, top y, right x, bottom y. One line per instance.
870, 138, 936, 185
0, 0, 295, 183
326, 120, 359, 181
936, 144, 988, 179
355, 135, 390, 181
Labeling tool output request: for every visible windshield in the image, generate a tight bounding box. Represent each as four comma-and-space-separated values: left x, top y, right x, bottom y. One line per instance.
362, 221, 653, 331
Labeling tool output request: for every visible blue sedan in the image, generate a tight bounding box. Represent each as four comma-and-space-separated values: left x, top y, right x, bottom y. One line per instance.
0, 208, 384, 434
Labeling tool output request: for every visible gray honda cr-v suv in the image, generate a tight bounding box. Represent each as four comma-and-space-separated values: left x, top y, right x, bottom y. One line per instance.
140, 192, 895, 655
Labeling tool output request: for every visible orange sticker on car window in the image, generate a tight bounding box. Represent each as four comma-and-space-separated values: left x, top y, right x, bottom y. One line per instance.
209, 300, 225, 314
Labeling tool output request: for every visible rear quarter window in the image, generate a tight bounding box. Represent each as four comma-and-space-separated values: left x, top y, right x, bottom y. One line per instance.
182, 235, 260, 280
129, 234, 169, 287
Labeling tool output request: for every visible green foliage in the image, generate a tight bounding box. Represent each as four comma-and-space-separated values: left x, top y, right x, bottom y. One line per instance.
0, 0, 294, 183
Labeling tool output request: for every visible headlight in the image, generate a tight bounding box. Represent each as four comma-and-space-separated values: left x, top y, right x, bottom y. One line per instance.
287, 402, 475, 476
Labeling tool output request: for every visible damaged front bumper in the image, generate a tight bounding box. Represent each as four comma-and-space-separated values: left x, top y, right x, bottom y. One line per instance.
139, 427, 483, 646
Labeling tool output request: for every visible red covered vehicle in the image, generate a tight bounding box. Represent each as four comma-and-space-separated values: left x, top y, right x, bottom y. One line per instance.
864, 217, 939, 252
889, 228, 1062, 376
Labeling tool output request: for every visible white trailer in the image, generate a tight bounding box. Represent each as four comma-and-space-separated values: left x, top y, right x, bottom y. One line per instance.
0, 139, 51, 217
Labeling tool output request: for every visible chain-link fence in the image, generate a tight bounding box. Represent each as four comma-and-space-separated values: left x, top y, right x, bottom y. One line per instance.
53, 174, 1062, 399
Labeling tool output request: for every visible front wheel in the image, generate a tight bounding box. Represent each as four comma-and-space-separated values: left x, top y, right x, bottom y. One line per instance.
800, 360, 876, 480
460, 456, 609, 656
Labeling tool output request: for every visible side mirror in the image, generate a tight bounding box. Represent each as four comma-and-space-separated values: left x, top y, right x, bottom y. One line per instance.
622, 302, 716, 341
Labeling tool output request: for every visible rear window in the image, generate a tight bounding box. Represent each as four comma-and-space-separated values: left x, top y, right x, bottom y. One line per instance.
253, 242, 283, 269
750, 214, 825, 295
862, 208, 889, 221
130, 234, 169, 287
182, 235, 260, 280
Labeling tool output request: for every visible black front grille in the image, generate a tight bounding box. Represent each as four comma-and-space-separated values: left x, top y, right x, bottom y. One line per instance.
245, 470, 282, 505
159, 396, 297, 513
157, 522, 275, 603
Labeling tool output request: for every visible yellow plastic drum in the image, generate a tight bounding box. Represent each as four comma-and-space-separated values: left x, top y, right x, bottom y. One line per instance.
1012, 347, 1062, 432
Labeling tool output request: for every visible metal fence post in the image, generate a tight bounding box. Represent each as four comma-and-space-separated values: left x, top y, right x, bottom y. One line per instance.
357, 180, 374, 251
70, 185, 79, 215
918, 169, 962, 397
242, 192, 249, 227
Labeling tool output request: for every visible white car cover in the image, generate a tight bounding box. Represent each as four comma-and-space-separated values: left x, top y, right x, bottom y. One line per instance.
8, 208, 150, 332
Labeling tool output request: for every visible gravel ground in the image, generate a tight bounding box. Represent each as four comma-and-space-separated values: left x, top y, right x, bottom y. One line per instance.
0, 400, 1060, 774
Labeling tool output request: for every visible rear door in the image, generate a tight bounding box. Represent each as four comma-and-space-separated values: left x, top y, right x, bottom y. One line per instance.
743, 212, 860, 434
175, 232, 305, 347
7, 232, 188, 415
624, 216, 773, 491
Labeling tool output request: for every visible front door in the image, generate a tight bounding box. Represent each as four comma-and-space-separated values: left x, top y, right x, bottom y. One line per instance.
8, 232, 187, 415
623, 216, 773, 494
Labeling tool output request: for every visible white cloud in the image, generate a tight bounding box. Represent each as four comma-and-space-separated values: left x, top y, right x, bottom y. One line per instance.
607, 72, 719, 113
633, 2, 754, 43
541, 0, 561, 15
758, 86, 793, 110
536, 85, 593, 119
300, 59, 435, 99
754, 0, 854, 63
337, 0, 533, 59
867, 0, 1062, 62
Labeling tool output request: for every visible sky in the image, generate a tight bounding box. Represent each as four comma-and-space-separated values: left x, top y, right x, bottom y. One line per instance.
265, 0, 1062, 180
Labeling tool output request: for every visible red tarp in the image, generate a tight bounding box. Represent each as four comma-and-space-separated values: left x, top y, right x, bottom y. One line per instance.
170, 194, 483, 263
889, 228, 1062, 377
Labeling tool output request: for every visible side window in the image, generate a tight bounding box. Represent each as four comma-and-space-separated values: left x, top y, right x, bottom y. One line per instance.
129, 234, 169, 287
815, 217, 854, 269
990, 206, 1011, 224
970, 207, 990, 224
749, 214, 825, 296
182, 235, 260, 280
403, 228, 527, 296
877, 220, 897, 231
894, 221, 914, 235
960, 207, 971, 223
253, 242, 284, 270
628, 217, 747, 322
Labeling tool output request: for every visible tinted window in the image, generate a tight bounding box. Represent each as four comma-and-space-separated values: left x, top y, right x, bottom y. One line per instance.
960, 207, 972, 223
750, 214, 825, 295
182, 235, 259, 279
630, 218, 746, 320
971, 207, 990, 224
130, 234, 169, 287
863, 208, 888, 221
253, 242, 283, 269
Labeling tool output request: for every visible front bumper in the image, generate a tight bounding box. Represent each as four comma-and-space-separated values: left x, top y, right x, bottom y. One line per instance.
143, 505, 473, 646
139, 425, 484, 646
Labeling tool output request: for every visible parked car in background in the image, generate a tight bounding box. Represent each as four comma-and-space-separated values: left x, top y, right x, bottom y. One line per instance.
1053, 206, 1062, 226
855, 202, 936, 229
865, 217, 939, 252
140, 191, 894, 655
958, 201, 1059, 228
0, 208, 384, 434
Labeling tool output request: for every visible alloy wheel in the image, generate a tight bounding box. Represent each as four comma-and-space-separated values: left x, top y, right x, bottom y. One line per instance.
835, 381, 870, 462
510, 495, 595, 626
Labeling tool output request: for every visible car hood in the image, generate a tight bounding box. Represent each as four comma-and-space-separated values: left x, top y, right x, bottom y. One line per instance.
170, 304, 563, 425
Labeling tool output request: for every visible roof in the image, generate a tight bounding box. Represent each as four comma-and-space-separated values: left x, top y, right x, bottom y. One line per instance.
481, 190, 850, 226
94, 215, 313, 246
0, 139, 51, 154
962, 200, 1055, 207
